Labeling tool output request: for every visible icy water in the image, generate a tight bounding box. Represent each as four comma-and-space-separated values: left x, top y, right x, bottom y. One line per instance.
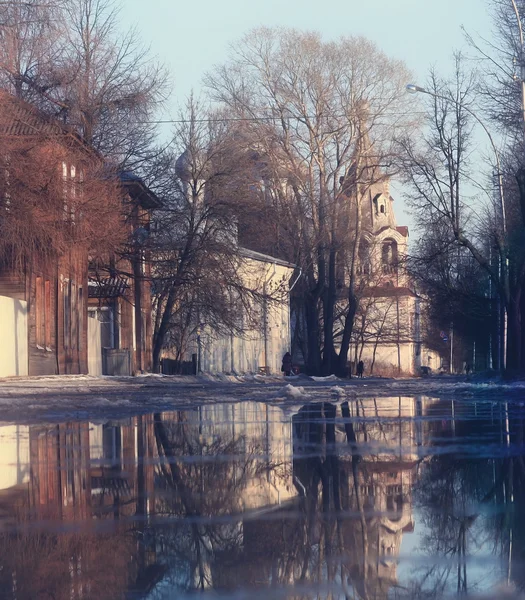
0, 396, 523, 599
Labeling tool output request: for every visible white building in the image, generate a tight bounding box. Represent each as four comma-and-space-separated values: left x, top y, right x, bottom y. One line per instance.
199, 248, 296, 375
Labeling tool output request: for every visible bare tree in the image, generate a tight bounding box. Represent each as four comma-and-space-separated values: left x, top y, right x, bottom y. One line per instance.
397, 56, 521, 373
0, 0, 168, 167
205, 27, 414, 375
0, 0, 65, 101
149, 99, 270, 372
0, 90, 124, 269
461, 1, 525, 375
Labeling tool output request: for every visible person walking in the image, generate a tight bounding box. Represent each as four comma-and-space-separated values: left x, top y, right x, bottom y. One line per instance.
356, 360, 364, 378
281, 352, 293, 376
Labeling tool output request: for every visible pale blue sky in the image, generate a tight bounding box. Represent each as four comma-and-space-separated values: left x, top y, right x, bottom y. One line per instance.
121, 0, 495, 229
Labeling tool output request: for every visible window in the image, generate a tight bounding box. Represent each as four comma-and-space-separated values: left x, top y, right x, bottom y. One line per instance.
44, 280, 51, 349
71, 282, 77, 350
61, 162, 81, 223
3, 153, 11, 212
78, 287, 83, 351
36, 277, 52, 349
63, 279, 71, 349
35, 277, 44, 348
380, 204, 385, 213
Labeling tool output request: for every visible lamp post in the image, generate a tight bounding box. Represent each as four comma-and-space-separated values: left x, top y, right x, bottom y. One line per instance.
406, 83, 508, 370
511, 0, 525, 144
196, 324, 203, 373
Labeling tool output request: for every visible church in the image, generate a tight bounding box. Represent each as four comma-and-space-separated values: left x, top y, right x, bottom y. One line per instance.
350, 174, 437, 376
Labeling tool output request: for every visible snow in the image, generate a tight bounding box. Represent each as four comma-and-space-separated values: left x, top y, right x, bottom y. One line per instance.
330, 386, 347, 399
0, 372, 524, 423
310, 374, 340, 382
274, 384, 309, 401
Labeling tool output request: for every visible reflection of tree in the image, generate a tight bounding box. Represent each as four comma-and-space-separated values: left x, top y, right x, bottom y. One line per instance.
414, 456, 488, 596
406, 402, 523, 599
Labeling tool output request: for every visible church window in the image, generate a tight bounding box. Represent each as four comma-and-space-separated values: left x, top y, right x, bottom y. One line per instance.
380, 204, 385, 214
382, 240, 398, 274
357, 239, 371, 275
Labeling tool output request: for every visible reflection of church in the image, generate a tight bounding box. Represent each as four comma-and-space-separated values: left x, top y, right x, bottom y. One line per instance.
344, 398, 419, 599
291, 397, 420, 600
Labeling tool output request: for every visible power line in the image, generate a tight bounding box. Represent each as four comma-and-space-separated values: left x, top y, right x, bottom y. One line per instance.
138, 111, 430, 125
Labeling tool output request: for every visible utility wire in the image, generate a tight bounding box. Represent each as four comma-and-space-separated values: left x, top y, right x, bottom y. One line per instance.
136, 111, 431, 125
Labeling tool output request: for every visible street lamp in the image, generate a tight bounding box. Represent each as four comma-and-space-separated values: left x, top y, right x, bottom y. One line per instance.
510, 0, 525, 143
406, 83, 508, 370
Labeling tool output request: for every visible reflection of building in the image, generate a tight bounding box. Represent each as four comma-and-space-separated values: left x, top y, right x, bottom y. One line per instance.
158, 403, 295, 512
344, 398, 420, 599
290, 397, 421, 600
0, 398, 452, 598
0, 417, 161, 599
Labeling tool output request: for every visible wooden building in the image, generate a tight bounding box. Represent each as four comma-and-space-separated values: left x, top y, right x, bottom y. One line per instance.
0, 91, 105, 376
87, 172, 160, 375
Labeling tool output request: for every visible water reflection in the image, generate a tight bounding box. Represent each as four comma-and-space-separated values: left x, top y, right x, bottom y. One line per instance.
0, 397, 522, 598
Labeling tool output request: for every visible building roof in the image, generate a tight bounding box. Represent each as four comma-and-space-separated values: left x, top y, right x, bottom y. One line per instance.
0, 90, 89, 151
120, 171, 161, 209
239, 247, 297, 269
374, 224, 409, 239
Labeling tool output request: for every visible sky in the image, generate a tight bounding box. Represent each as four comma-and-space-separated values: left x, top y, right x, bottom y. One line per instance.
121, 0, 495, 232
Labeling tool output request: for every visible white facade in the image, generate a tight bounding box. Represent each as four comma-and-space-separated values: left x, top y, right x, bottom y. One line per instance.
0, 295, 28, 377
200, 250, 295, 375
349, 177, 441, 376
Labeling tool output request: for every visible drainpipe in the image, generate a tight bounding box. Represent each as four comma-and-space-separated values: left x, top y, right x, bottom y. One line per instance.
263, 281, 268, 373
396, 296, 401, 374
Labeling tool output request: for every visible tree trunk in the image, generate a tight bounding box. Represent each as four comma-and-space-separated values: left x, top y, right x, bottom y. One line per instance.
305, 294, 322, 375
335, 289, 358, 377
152, 289, 176, 373
506, 294, 522, 377
322, 247, 338, 375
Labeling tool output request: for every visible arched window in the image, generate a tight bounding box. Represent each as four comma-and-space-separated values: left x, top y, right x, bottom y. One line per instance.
382, 240, 398, 274
357, 239, 371, 275
380, 204, 385, 214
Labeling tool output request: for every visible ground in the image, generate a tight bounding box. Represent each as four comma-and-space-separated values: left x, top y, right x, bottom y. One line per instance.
0, 372, 524, 598
0, 371, 523, 423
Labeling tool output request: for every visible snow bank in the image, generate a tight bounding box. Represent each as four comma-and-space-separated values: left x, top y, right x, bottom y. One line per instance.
330, 386, 347, 399
310, 375, 340, 382
274, 384, 309, 401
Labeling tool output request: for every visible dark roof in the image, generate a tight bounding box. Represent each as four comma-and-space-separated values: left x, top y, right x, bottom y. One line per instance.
375, 225, 409, 238
120, 171, 161, 209
0, 90, 90, 152
239, 247, 296, 269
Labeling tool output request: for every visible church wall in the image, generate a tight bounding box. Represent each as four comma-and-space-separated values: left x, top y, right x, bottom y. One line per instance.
200, 259, 293, 375
354, 342, 416, 376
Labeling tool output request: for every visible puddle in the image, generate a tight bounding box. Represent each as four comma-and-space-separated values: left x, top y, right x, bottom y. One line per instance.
0, 396, 522, 598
